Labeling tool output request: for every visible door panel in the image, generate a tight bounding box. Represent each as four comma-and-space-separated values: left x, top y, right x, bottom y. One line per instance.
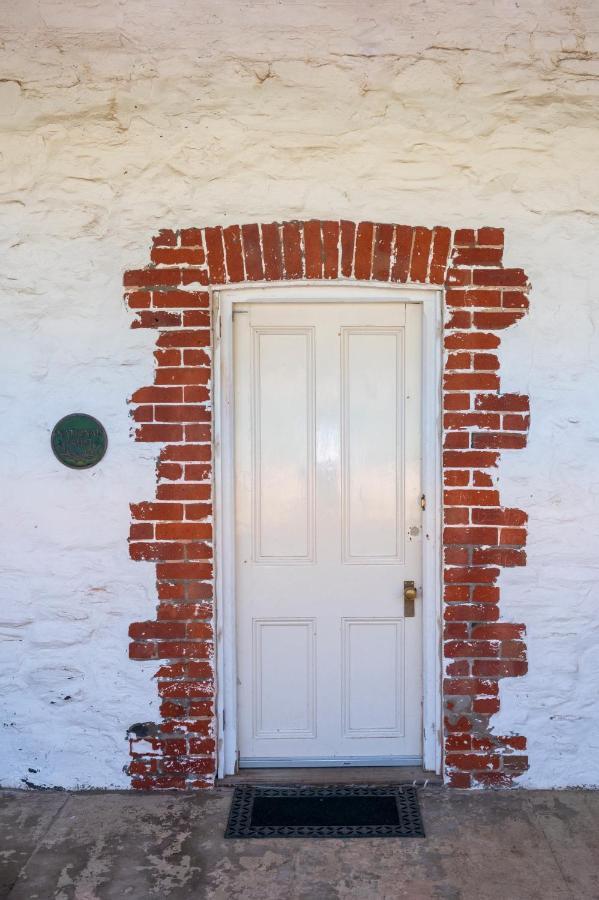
235, 301, 422, 765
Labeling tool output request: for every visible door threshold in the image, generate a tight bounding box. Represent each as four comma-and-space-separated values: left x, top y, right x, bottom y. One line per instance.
217, 765, 441, 787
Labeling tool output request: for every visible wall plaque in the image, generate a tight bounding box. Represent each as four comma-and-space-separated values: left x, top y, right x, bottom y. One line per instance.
51, 413, 108, 469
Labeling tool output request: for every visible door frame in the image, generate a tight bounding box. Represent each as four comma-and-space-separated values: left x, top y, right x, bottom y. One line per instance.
213, 281, 443, 777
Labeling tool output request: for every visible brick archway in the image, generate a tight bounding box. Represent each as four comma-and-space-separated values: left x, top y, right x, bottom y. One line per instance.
124, 220, 530, 789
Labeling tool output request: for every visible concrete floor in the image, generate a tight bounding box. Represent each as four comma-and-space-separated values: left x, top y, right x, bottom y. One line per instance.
1, 787, 599, 899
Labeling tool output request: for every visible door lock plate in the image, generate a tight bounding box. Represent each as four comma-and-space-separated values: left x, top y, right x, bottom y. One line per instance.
404, 580, 417, 618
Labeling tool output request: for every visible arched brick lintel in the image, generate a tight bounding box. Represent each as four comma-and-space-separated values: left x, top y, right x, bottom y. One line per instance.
124, 220, 531, 790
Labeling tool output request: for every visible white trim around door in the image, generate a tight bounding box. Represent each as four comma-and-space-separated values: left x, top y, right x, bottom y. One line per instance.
213, 281, 443, 777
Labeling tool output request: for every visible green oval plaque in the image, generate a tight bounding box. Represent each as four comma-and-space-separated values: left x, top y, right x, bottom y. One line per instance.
51, 413, 108, 469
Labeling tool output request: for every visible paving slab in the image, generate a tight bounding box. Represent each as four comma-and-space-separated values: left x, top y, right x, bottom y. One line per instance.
1, 788, 598, 899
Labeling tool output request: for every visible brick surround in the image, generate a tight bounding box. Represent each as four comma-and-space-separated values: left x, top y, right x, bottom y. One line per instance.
124, 220, 530, 789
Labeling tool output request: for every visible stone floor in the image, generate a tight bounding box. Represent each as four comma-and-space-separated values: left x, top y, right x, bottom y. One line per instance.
1, 787, 599, 899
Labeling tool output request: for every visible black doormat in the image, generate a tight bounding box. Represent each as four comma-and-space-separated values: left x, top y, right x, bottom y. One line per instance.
225, 784, 425, 838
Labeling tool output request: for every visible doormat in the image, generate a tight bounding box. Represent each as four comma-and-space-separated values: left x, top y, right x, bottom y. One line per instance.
224, 784, 425, 838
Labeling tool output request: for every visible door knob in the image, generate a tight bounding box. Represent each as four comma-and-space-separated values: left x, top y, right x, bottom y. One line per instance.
404, 581, 417, 618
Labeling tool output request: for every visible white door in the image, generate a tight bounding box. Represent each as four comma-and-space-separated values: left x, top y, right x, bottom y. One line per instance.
234, 300, 423, 766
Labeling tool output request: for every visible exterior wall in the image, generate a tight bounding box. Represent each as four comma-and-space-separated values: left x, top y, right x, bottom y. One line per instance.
1, 0, 599, 789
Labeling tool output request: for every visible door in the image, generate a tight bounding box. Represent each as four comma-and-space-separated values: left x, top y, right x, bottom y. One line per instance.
234, 300, 423, 766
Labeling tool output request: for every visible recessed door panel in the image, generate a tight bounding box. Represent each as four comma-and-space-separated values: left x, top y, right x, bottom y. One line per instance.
342, 618, 404, 737
253, 618, 316, 739
252, 328, 315, 563
342, 328, 404, 563
235, 300, 422, 765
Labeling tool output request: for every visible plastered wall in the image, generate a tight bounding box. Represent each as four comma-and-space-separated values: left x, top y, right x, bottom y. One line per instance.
1, 0, 599, 788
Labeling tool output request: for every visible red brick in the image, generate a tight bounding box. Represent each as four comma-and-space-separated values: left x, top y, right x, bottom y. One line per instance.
154, 349, 181, 367
443, 451, 499, 468
204, 227, 227, 284
131, 502, 183, 521
158, 602, 213, 621
472, 623, 524, 640
472, 507, 527, 526
129, 642, 158, 660
261, 222, 283, 281
473, 697, 500, 715
161, 444, 211, 462
503, 413, 530, 431
372, 223, 394, 281
129, 542, 185, 562
180, 228, 203, 246
153, 290, 208, 310
444, 373, 500, 391
127, 291, 151, 309
282, 221, 303, 278
158, 329, 210, 348
473, 354, 500, 371
444, 470, 470, 486
444, 413, 500, 429
156, 562, 212, 581
500, 527, 527, 545
181, 268, 209, 286
125, 268, 182, 288
157, 483, 211, 501
445, 289, 502, 308
445, 594, 500, 618
153, 229, 177, 247
132, 310, 182, 329
453, 228, 475, 245
129, 620, 185, 640
445, 310, 472, 330
444, 332, 500, 350
185, 502, 212, 520
429, 226, 452, 284
444, 527, 498, 545
156, 368, 209, 386
444, 393, 471, 410
135, 424, 183, 442
443, 678, 499, 696
223, 224, 245, 282
391, 225, 413, 283
445, 640, 499, 658
241, 223, 264, 281
444, 432, 469, 449
445, 753, 500, 771
303, 220, 323, 278
444, 507, 469, 525
446, 352, 471, 370
473, 548, 526, 567
472, 660, 528, 677
354, 221, 374, 280
183, 310, 210, 327
477, 227, 504, 246
473, 432, 527, 450
156, 522, 211, 540
475, 393, 529, 412
473, 268, 528, 287
444, 585, 470, 602
340, 220, 356, 277
322, 220, 340, 279
452, 247, 503, 267
471, 586, 500, 603
151, 248, 205, 266
444, 489, 499, 506
446, 268, 472, 286
502, 291, 529, 309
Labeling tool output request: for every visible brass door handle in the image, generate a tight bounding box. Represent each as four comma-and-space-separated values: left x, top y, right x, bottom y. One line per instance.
404, 581, 417, 617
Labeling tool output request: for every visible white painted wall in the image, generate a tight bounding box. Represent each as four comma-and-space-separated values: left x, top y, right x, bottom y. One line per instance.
1, 0, 598, 788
